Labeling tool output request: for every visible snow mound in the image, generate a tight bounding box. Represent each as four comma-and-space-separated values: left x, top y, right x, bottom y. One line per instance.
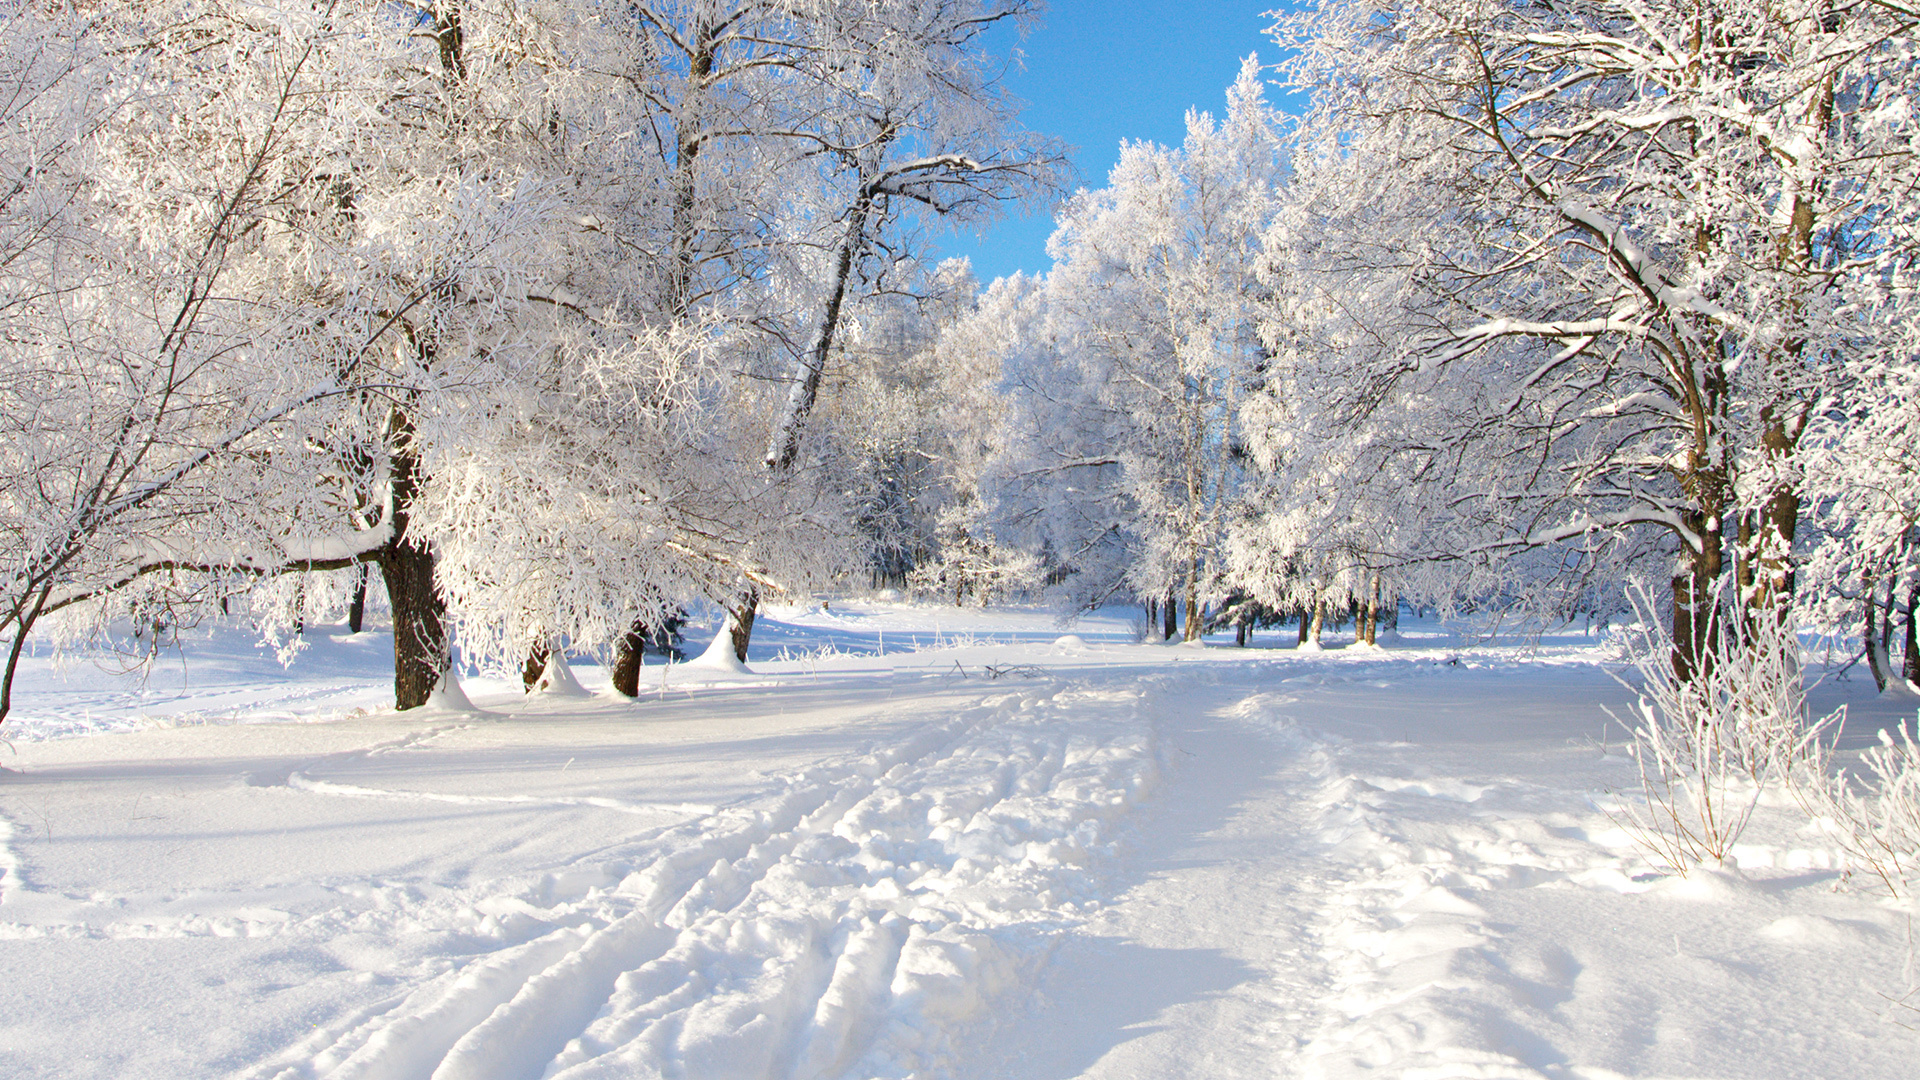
676, 630, 753, 679
1288, 740, 1914, 1080
528, 653, 591, 697
1051, 634, 1088, 651
418, 674, 480, 716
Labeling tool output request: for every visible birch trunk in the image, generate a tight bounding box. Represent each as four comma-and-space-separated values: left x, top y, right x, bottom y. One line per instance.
764, 198, 872, 472
1865, 572, 1890, 693
1904, 585, 1920, 693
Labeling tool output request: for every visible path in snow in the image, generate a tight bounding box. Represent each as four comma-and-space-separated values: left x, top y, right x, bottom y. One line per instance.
4, 608, 1919, 1079
975, 684, 1336, 1079
982, 659, 1919, 1080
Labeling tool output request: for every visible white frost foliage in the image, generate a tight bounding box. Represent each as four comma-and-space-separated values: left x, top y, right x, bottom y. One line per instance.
1800, 721, 1920, 901
1265, 0, 1920, 628
417, 319, 852, 672
1607, 584, 1842, 873
989, 58, 1283, 613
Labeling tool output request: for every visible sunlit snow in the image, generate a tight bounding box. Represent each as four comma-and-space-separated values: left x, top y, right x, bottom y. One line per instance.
2, 603, 1915, 1079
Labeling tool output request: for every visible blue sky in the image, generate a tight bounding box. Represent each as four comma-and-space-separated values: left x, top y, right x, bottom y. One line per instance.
930, 2, 1289, 285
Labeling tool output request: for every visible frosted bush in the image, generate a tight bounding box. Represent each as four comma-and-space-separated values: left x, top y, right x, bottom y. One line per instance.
1800, 718, 1920, 901
1607, 585, 1841, 873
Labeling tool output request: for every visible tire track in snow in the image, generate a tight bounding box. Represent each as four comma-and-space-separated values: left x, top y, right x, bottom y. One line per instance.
246, 681, 1160, 1080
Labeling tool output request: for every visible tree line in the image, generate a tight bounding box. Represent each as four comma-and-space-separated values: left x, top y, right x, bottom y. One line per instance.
949, 0, 1918, 687
0, 0, 1061, 720
4, 0, 1917, 718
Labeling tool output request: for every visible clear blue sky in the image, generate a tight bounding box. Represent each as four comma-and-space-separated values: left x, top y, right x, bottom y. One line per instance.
931, 2, 1289, 284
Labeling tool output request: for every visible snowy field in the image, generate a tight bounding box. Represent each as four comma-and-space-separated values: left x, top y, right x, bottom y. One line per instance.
2, 603, 1917, 1080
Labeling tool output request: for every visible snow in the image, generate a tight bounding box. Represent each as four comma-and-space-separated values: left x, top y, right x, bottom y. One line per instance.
1, 604, 1917, 1079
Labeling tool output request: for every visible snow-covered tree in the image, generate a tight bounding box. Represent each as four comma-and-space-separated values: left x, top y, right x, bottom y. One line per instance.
1272, 0, 1920, 673
993, 60, 1283, 637
0, 3, 481, 718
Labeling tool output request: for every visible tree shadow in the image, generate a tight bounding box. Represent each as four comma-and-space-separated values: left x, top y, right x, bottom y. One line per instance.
986, 934, 1259, 1080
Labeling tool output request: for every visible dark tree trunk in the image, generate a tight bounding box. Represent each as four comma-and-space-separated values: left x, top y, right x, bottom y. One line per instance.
381, 409, 445, 712
765, 190, 877, 472
1183, 556, 1200, 643
728, 591, 758, 663
347, 565, 367, 634
523, 638, 551, 692
380, 541, 444, 711
611, 620, 647, 698
1162, 588, 1177, 641
1671, 507, 1727, 683
1297, 605, 1310, 646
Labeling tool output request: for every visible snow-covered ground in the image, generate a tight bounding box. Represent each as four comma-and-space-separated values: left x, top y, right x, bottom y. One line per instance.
2, 604, 1916, 1079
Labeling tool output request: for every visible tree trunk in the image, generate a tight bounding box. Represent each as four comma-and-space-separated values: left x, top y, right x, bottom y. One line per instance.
1183, 554, 1201, 642
1162, 587, 1177, 641
1743, 461, 1800, 625
522, 637, 551, 692
380, 541, 444, 710
1671, 507, 1727, 683
347, 565, 367, 633
381, 408, 446, 712
1365, 575, 1381, 646
610, 620, 651, 697
1297, 604, 1310, 646
1904, 584, 1920, 692
766, 197, 874, 472
1310, 598, 1325, 646
1865, 572, 1890, 693
728, 590, 758, 663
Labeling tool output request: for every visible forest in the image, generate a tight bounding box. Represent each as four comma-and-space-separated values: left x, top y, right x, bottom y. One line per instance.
5, 3, 1920, 1077
2, 0, 1915, 716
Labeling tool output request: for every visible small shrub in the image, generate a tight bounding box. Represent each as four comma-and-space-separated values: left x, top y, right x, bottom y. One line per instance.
1606, 584, 1841, 873
1799, 717, 1920, 901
